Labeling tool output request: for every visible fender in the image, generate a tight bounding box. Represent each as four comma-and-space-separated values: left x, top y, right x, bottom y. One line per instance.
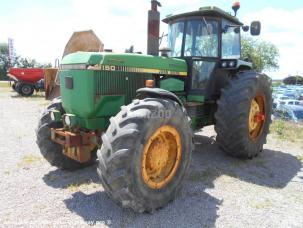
136, 87, 183, 107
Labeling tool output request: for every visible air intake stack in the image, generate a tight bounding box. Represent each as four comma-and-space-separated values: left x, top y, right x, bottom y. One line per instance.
147, 0, 161, 56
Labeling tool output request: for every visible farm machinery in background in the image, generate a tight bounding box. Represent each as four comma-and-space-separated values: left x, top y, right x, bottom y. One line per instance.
7, 30, 103, 98
8, 67, 47, 96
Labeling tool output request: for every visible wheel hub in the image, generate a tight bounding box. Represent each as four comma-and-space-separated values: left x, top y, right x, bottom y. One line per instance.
142, 125, 181, 189
248, 95, 265, 139
22, 86, 30, 94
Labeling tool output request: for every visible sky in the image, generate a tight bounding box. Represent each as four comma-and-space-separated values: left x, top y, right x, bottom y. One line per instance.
0, 0, 302, 79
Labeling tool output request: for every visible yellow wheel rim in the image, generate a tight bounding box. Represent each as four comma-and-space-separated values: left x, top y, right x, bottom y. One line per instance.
141, 125, 182, 189
248, 94, 265, 140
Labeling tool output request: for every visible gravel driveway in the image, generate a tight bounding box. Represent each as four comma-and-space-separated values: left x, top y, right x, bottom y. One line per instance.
1, 87, 303, 228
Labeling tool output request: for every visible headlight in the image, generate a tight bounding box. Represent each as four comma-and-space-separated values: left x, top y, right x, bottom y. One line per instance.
49, 110, 61, 122
221, 62, 227, 68
229, 61, 236, 67
60, 64, 87, 70
64, 115, 71, 126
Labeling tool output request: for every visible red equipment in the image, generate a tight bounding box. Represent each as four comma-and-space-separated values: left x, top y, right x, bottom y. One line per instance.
8, 68, 44, 83
8, 68, 45, 96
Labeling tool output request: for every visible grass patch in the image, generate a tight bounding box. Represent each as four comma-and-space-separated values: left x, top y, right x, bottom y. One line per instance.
270, 120, 303, 142
17, 154, 42, 168
0, 87, 11, 93
0, 81, 11, 87
67, 179, 98, 192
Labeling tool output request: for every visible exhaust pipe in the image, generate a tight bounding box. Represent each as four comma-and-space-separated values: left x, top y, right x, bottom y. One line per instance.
147, 0, 161, 56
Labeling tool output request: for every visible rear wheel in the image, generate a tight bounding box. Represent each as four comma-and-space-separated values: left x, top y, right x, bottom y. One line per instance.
215, 72, 272, 158
20, 83, 34, 96
36, 98, 96, 170
97, 98, 193, 212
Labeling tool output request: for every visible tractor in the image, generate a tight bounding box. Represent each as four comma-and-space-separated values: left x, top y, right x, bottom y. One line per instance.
36, 1, 272, 212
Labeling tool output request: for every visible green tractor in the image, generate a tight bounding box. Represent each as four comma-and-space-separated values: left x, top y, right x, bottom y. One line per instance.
36, 2, 272, 212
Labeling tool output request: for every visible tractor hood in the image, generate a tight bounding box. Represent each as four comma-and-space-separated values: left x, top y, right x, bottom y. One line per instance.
60, 52, 188, 76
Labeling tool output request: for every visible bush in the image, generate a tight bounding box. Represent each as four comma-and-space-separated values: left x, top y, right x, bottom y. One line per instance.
270, 120, 303, 142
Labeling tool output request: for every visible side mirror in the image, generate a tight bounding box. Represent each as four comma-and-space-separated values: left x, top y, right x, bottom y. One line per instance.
250, 21, 261, 36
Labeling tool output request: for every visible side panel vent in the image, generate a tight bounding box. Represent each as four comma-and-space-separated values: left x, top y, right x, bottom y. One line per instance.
94, 71, 152, 103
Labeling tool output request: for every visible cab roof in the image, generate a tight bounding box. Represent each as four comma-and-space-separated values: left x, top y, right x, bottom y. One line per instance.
163, 6, 242, 25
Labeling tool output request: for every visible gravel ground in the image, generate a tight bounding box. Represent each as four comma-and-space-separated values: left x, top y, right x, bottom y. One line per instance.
0, 87, 303, 228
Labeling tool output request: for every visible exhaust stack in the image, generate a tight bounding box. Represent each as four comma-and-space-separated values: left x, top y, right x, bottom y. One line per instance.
147, 0, 161, 56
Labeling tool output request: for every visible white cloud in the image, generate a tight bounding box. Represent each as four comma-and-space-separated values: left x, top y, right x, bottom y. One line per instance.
243, 7, 303, 79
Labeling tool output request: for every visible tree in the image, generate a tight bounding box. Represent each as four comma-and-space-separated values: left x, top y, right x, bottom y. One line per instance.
241, 36, 279, 72
15, 57, 52, 68
125, 45, 134, 53
0, 43, 10, 80
283, 76, 303, 85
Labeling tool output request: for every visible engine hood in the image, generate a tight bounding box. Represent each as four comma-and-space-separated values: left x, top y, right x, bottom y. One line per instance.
60, 52, 188, 76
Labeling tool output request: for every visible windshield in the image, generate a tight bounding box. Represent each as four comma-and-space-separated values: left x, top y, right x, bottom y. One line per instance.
184, 18, 218, 57
222, 19, 240, 59
293, 110, 303, 120
167, 21, 185, 57
167, 18, 219, 57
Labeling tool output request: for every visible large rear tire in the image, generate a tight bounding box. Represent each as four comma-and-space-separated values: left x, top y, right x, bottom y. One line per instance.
215, 71, 272, 158
97, 98, 193, 212
36, 98, 96, 170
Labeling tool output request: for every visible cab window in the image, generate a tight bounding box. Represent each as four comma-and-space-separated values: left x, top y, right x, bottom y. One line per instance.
184, 18, 219, 57
222, 19, 240, 59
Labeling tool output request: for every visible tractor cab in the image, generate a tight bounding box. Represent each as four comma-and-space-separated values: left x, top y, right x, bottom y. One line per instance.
162, 6, 260, 98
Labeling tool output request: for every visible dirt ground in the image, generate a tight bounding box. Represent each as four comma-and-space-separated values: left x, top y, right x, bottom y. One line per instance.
0, 87, 303, 228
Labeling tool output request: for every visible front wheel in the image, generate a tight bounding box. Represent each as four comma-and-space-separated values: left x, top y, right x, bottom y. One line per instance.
36, 98, 96, 170
215, 72, 272, 159
97, 98, 193, 212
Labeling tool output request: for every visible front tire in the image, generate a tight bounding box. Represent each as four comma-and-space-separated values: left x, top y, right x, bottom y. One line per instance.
36, 98, 96, 170
97, 98, 193, 212
215, 71, 272, 158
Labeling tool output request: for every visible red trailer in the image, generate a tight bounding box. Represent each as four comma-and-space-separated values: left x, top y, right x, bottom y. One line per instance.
7, 68, 45, 96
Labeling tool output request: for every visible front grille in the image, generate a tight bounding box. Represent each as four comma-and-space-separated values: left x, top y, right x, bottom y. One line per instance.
94, 71, 152, 103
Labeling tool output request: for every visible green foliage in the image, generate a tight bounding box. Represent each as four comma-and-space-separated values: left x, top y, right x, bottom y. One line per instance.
270, 120, 303, 142
15, 57, 52, 68
272, 81, 282, 87
241, 36, 279, 72
0, 43, 10, 80
283, 76, 303, 85
0, 43, 9, 55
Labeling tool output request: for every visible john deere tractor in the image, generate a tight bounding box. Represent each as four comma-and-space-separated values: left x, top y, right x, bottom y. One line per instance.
36, 2, 272, 212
